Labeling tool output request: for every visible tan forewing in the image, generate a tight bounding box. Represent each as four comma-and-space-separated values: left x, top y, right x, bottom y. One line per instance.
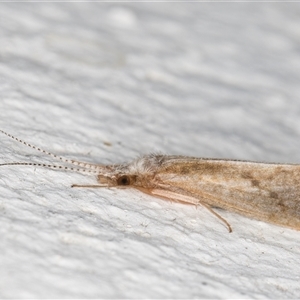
154, 158, 300, 230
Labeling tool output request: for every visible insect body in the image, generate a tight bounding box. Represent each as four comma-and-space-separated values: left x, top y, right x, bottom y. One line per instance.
1, 129, 300, 233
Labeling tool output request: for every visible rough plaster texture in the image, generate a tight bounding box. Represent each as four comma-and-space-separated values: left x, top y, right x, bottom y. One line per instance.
0, 2, 300, 299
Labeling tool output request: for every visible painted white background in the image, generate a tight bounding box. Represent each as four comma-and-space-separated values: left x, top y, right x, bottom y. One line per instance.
0, 2, 300, 298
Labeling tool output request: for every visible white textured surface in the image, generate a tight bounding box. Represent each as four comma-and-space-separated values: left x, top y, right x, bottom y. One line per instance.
1, 2, 300, 298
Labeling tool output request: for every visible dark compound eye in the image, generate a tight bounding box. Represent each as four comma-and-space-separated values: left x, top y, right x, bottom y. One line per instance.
117, 175, 131, 186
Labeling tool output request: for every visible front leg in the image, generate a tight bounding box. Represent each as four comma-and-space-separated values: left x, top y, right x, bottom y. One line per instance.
71, 184, 107, 188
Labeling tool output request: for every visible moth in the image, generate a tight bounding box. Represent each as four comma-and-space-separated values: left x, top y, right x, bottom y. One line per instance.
1, 129, 300, 233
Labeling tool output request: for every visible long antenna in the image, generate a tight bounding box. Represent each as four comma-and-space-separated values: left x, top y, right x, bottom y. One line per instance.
0, 129, 104, 170
0, 162, 100, 174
